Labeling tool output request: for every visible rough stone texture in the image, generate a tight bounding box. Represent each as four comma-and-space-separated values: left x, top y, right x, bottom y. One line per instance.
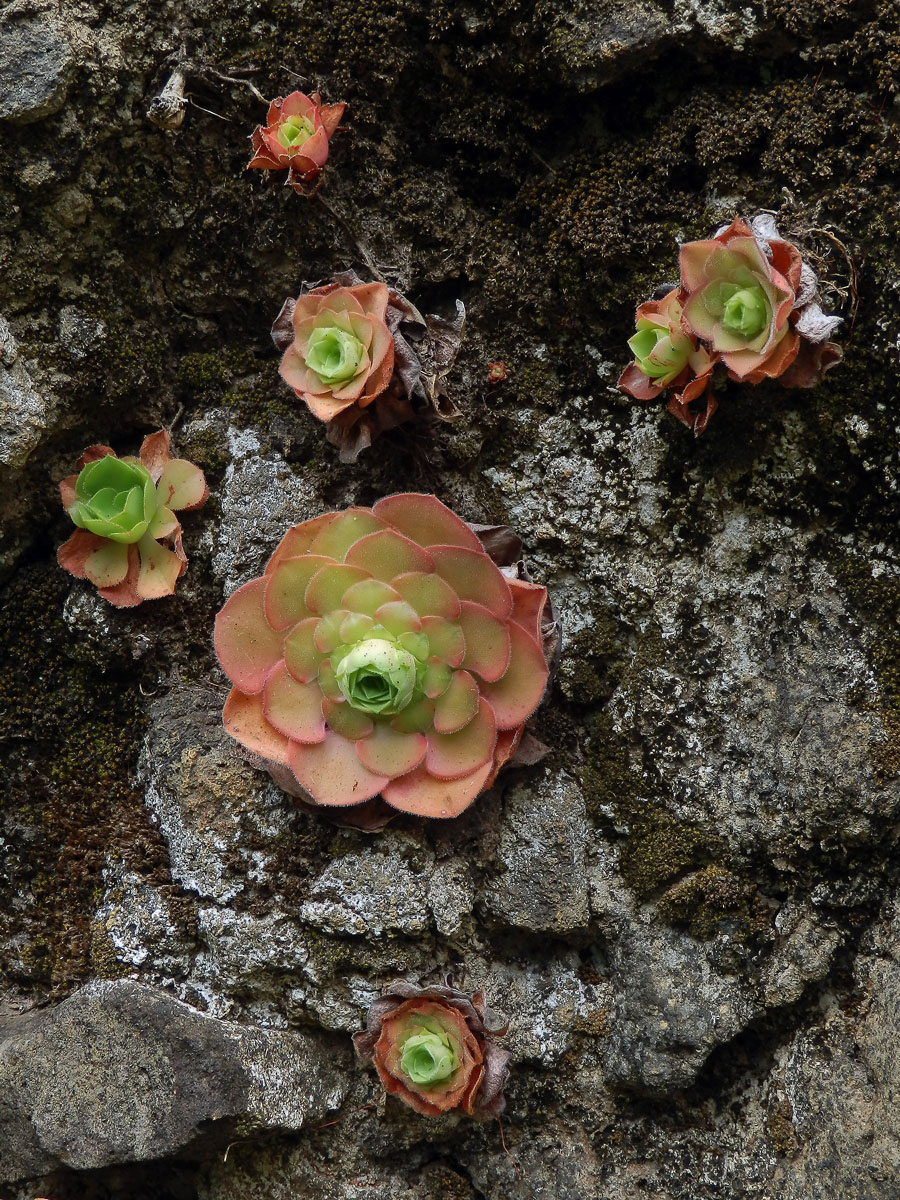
0, 17, 75, 125
2, 0, 900, 1194
0, 979, 347, 1177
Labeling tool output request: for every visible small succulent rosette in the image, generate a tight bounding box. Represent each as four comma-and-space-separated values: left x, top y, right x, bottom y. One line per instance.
619, 215, 843, 434
248, 90, 345, 193
354, 979, 510, 1118
57, 431, 208, 607
272, 270, 465, 462
214, 494, 556, 829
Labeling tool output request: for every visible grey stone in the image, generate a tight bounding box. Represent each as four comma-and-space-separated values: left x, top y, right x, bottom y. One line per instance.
58, 305, 106, 360
0, 980, 346, 1181
480, 771, 590, 936
0, 17, 75, 125
299, 839, 431, 939
0, 350, 52, 467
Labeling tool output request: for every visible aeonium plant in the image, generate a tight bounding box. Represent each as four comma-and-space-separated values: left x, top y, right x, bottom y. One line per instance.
57, 431, 208, 607
214, 494, 554, 827
248, 90, 346, 194
272, 270, 465, 463
354, 979, 510, 1118
619, 215, 843, 434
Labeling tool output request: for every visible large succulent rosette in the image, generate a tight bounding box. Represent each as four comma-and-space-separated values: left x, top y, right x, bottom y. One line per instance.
273, 270, 465, 463
214, 495, 551, 821
57, 431, 208, 607
354, 979, 510, 1118
247, 90, 345, 192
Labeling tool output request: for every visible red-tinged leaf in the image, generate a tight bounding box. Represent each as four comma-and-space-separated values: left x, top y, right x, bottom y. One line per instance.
381, 760, 493, 819
265, 515, 338, 575
288, 732, 389, 807
480, 623, 548, 730
374, 494, 482, 552
263, 661, 326, 743
356, 724, 427, 779
425, 697, 497, 780
430, 546, 512, 619
345, 528, 434, 582
223, 687, 290, 765
265, 555, 332, 630
457, 601, 511, 682
214, 577, 283, 694
433, 669, 479, 734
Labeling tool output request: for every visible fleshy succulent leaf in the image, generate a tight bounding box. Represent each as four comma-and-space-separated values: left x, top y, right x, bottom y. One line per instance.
215, 578, 284, 694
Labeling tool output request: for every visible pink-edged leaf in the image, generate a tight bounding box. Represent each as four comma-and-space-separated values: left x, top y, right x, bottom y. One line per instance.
508, 578, 548, 644
391, 571, 460, 619
681, 290, 720, 341
135, 534, 184, 600
263, 660, 326, 743
307, 507, 386, 560
214, 577, 283, 694
481, 727, 523, 791
265, 515, 338, 575
679, 240, 719, 291
84, 539, 130, 588
345, 529, 434, 582
304, 389, 362, 422
147, 506, 179, 540
305, 562, 371, 615
78, 444, 117, 469
341, 578, 402, 615
288, 731, 389, 807
390, 696, 435, 734
223, 687, 291, 765
480, 622, 548, 730
265, 555, 332, 630
457, 601, 511, 682
318, 101, 346, 140
382, 760, 493, 819
283, 616, 326, 684
155, 458, 209, 512
59, 474, 78, 510
58, 528, 106, 580
429, 546, 512, 619
323, 697, 374, 740
618, 363, 662, 402
139, 430, 171, 481
313, 609, 350, 653
424, 659, 453, 699
422, 616, 465, 667
425, 697, 497, 780
374, 600, 422, 636
433, 669, 480, 734
356, 724, 427, 779
373, 494, 482, 552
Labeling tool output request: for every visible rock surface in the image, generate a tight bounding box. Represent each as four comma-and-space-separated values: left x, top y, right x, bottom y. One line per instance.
1, 0, 900, 1195
0, 979, 346, 1177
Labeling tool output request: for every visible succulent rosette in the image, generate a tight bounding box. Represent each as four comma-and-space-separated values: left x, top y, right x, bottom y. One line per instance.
619, 215, 843, 434
618, 288, 718, 433
679, 216, 801, 382
273, 271, 465, 462
354, 979, 510, 1118
57, 431, 208, 607
247, 90, 345, 192
214, 494, 551, 820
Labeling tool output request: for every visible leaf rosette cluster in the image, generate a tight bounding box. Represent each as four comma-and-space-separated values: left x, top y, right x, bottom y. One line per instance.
619, 216, 844, 434
57, 431, 208, 607
214, 494, 551, 821
354, 979, 510, 1118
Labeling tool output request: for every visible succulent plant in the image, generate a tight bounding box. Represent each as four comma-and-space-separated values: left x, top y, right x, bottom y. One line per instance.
354, 979, 510, 1118
247, 90, 345, 193
619, 215, 843, 434
57, 431, 208, 607
214, 494, 551, 821
618, 288, 718, 433
273, 271, 465, 463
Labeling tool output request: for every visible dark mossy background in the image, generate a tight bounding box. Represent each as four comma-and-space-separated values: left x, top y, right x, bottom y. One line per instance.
3, 0, 900, 1197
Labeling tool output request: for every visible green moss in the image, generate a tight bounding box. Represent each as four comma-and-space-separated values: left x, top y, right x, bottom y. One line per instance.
0, 563, 167, 995
656, 864, 765, 940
